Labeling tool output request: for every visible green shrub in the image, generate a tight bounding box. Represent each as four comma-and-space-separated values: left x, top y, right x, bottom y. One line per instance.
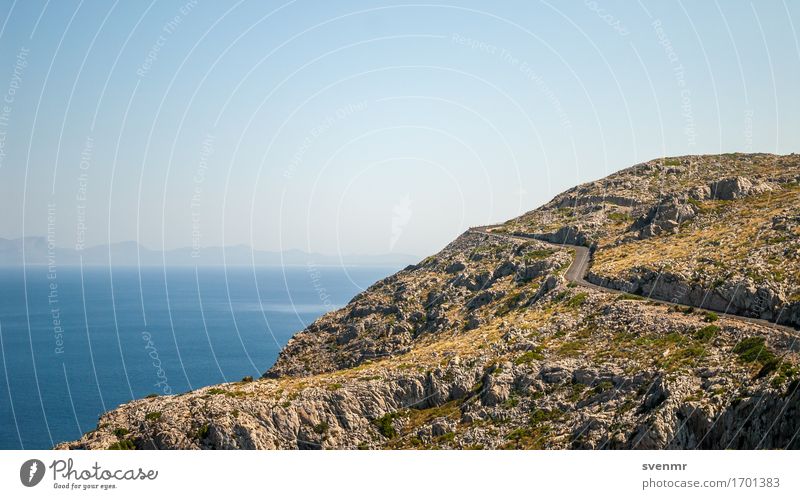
693, 325, 720, 342
504, 427, 548, 449
553, 290, 569, 302
733, 337, 769, 362
514, 347, 544, 365
703, 311, 719, 323
107, 439, 135, 450
733, 337, 776, 365
524, 249, 556, 261
530, 408, 563, 424
566, 292, 588, 308
617, 293, 643, 301
496, 291, 524, 316
607, 212, 631, 222
666, 345, 706, 365
437, 432, 456, 444
772, 362, 800, 388
203, 387, 246, 398
568, 383, 587, 402
144, 411, 162, 421
373, 413, 398, 438
313, 422, 329, 434
112, 427, 129, 439
196, 423, 210, 440
592, 381, 614, 394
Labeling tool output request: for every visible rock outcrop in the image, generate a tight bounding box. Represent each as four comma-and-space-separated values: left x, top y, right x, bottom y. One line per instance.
631, 197, 698, 239
709, 176, 772, 200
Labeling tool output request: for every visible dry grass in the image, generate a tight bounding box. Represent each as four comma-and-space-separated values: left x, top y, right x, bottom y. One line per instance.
593, 184, 800, 295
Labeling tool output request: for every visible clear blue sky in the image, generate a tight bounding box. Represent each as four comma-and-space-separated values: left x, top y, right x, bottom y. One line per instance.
0, 0, 798, 257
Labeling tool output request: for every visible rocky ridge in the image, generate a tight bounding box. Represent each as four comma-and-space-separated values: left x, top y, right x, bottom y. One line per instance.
59, 153, 800, 450
507, 153, 800, 328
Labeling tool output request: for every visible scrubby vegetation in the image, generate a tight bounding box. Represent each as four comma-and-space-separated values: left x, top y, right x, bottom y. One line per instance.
373, 414, 398, 438
107, 439, 135, 450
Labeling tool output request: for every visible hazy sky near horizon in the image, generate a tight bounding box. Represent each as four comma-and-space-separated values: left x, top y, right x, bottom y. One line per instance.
0, 0, 798, 257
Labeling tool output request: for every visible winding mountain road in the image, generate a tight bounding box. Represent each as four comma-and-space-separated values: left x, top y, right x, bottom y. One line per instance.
469, 226, 799, 336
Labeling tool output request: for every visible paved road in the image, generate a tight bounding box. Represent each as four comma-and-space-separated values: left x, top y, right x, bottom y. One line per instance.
469, 226, 799, 336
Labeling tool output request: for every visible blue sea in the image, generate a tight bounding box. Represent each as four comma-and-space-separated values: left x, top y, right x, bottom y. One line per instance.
0, 265, 397, 449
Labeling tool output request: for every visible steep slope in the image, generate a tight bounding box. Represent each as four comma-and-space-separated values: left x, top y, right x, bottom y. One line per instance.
59, 153, 800, 450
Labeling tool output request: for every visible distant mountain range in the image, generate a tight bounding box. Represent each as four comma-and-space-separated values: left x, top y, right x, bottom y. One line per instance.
0, 237, 418, 267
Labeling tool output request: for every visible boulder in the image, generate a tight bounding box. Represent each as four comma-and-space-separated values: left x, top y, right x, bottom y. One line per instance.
445, 261, 466, 274
465, 290, 502, 310
633, 198, 697, 239
688, 184, 711, 200
540, 365, 570, 384
481, 369, 512, 406
430, 418, 455, 436
492, 260, 518, 279
709, 176, 771, 200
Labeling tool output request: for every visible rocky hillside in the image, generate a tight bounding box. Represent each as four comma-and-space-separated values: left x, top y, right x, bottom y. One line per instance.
504, 153, 800, 327
59, 153, 800, 450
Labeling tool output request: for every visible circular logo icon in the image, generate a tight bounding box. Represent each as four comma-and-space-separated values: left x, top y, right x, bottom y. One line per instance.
20, 459, 45, 487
